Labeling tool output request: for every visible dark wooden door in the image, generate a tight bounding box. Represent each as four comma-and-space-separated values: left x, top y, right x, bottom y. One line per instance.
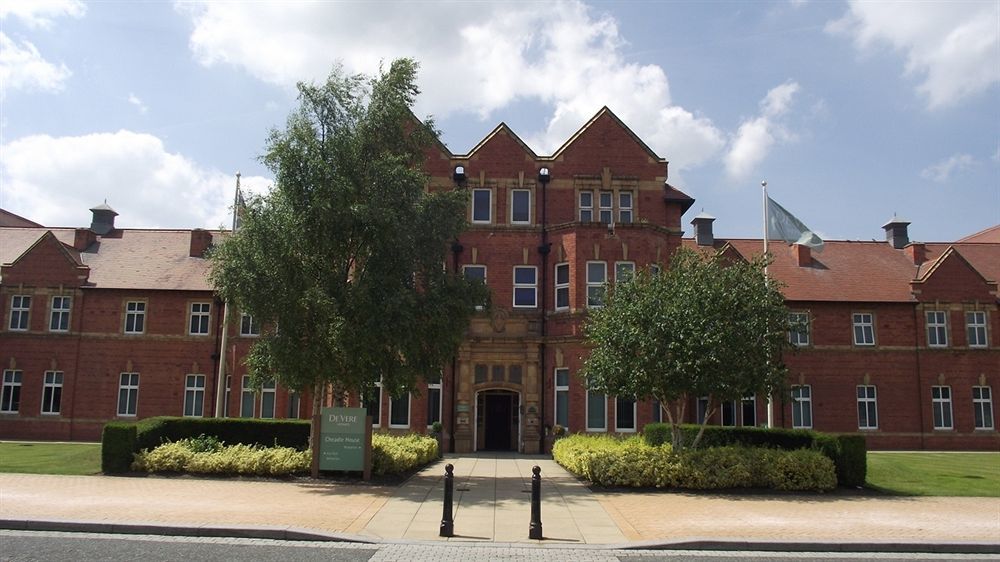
483, 393, 513, 450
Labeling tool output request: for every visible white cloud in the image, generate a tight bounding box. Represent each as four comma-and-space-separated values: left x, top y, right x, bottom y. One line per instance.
920, 153, 975, 183
176, 1, 725, 172
827, 1, 1000, 109
0, 32, 71, 96
1, 130, 272, 229
724, 81, 800, 180
0, 0, 85, 30
127, 93, 148, 114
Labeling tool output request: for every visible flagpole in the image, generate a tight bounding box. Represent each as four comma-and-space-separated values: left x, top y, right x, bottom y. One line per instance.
215, 172, 240, 418
762, 179, 774, 429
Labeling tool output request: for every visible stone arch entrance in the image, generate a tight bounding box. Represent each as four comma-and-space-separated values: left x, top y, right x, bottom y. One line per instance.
475, 389, 520, 451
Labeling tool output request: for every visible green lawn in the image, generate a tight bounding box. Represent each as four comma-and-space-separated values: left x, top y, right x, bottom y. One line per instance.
867, 452, 1000, 497
0, 441, 102, 475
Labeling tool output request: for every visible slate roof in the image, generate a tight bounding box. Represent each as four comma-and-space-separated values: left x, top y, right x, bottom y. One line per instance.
683, 234, 1000, 303
1, 227, 219, 291
0, 209, 42, 228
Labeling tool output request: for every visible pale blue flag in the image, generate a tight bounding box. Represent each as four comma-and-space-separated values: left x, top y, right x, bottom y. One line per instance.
766, 196, 823, 251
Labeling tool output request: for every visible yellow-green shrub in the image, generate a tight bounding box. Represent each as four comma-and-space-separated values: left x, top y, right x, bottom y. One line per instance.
371, 433, 438, 476
132, 439, 309, 476
554, 434, 835, 492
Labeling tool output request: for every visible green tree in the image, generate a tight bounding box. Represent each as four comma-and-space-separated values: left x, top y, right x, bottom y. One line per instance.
582, 247, 789, 450
209, 59, 485, 476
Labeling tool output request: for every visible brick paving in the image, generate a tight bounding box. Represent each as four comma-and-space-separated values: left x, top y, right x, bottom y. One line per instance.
1, 454, 998, 546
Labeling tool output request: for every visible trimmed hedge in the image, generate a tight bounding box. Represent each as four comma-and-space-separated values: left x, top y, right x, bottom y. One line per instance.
371, 433, 438, 476
133, 439, 310, 476
102, 416, 310, 473
642, 423, 867, 487
552, 434, 835, 491
101, 422, 138, 473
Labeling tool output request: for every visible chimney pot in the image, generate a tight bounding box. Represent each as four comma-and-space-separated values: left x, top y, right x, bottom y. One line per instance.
691, 212, 716, 247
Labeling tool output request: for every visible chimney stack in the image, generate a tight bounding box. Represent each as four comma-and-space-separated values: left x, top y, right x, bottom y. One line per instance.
73, 228, 97, 251
691, 212, 716, 247
89, 202, 118, 235
882, 216, 910, 250
793, 243, 812, 267
905, 242, 926, 265
189, 229, 213, 257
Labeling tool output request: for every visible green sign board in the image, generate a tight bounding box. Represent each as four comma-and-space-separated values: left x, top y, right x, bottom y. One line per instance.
319, 407, 368, 472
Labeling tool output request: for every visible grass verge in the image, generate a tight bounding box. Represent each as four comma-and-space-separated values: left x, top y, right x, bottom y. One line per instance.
866, 452, 1000, 497
0, 441, 102, 475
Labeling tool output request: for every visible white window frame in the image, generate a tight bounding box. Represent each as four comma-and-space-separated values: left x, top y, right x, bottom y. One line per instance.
554, 262, 569, 311
696, 396, 710, 425
857, 385, 878, 430
463, 265, 488, 310
614, 261, 635, 283
788, 311, 810, 347
618, 191, 633, 224
9, 295, 30, 331
240, 375, 255, 418
579, 191, 593, 222
240, 313, 260, 337
973, 386, 994, 430
791, 385, 812, 429
124, 301, 146, 334
224, 375, 231, 416
426, 376, 442, 429
2, 370, 23, 413
41, 370, 63, 415
260, 379, 276, 419
389, 392, 410, 429
585, 376, 607, 432
966, 311, 988, 348
554, 367, 569, 428
513, 265, 538, 308
471, 188, 492, 224
586, 261, 607, 309
926, 310, 948, 348
741, 395, 757, 427
50, 296, 71, 332
189, 302, 211, 336
852, 312, 874, 346
287, 391, 301, 419
510, 188, 531, 225
721, 400, 738, 427
615, 396, 637, 432
183, 374, 206, 418
932, 385, 953, 430
117, 372, 139, 417
598, 191, 613, 225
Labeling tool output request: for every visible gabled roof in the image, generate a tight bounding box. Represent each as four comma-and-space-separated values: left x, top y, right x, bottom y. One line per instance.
549, 106, 666, 163
5, 230, 82, 268
957, 224, 1000, 243
1, 227, 217, 291
0, 208, 42, 227
458, 122, 537, 160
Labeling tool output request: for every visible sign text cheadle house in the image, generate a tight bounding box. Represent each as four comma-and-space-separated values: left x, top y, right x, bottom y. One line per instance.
319, 407, 367, 471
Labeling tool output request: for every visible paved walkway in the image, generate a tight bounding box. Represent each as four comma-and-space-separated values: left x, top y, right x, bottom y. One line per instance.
1, 453, 998, 548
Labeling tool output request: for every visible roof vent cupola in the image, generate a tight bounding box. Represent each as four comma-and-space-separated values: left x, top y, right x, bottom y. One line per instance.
882, 216, 910, 250
691, 211, 716, 247
89, 202, 118, 235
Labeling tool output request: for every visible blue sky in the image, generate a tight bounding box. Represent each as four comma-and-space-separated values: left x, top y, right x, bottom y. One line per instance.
1, 0, 997, 243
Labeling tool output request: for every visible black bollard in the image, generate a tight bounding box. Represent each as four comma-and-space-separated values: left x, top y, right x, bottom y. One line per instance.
440, 463, 454, 537
529, 465, 543, 540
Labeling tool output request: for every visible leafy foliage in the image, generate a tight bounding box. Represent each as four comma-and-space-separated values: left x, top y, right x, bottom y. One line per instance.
209, 58, 484, 401
553, 434, 835, 491
132, 440, 310, 475
583, 248, 790, 449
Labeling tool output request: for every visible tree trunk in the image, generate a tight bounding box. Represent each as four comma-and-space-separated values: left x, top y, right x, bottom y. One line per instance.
691, 397, 714, 449
310, 381, 323, 479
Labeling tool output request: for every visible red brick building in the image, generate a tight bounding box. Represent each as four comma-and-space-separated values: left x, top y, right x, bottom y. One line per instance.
1, 108, 997, 451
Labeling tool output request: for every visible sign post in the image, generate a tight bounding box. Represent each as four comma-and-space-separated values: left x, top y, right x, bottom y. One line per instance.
319, 407, 372, 480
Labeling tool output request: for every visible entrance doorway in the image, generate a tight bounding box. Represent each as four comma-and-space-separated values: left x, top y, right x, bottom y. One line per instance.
476, 390, 519, 451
